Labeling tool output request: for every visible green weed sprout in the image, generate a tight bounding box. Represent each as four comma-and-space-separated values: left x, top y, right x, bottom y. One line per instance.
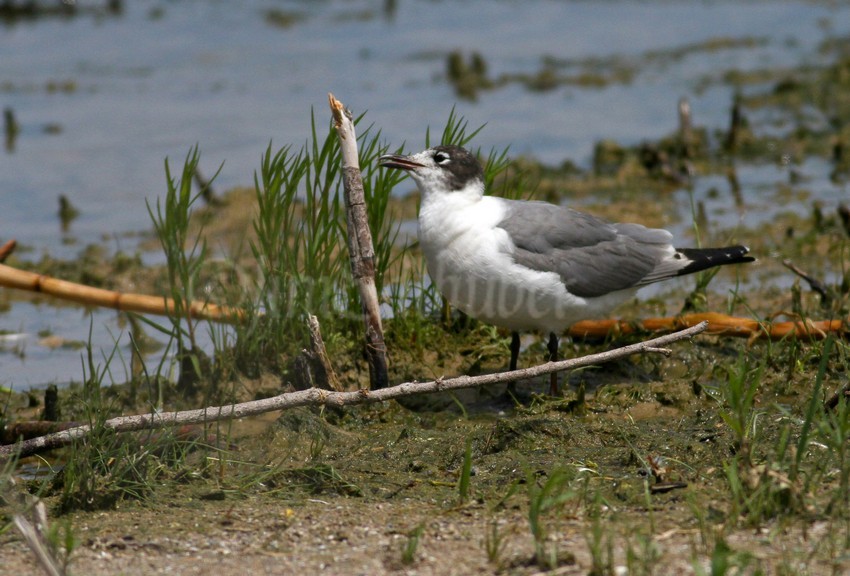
457, 438, 473, 505
527, 467, 576, 569
401, 522, 425, 565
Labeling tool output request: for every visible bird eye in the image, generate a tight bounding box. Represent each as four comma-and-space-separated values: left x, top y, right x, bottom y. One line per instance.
433, 151, 450, 164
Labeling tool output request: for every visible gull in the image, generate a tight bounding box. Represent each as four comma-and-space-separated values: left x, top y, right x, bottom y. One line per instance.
379, 145, 753, 394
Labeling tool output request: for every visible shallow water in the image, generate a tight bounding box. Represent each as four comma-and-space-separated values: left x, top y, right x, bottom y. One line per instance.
2, 0, 849, 390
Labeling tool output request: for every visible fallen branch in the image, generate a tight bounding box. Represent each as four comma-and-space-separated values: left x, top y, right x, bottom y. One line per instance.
0, 262, 241, 322
0, 263, 845, 342
0, 322, 708, 459
0, 421, 83, 445
1, 421, 214, 448
569, 311, 846, 342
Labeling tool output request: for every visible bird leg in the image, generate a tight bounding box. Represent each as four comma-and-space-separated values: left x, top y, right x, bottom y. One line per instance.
506, 331, 521, 397
547, 332, 559, 395
509, 332, 520, 371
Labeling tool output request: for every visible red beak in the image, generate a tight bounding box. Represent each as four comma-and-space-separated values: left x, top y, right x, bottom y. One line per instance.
378, 154, 425, 171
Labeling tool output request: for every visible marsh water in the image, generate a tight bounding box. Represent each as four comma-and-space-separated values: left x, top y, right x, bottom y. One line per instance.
2, 0, 850, 390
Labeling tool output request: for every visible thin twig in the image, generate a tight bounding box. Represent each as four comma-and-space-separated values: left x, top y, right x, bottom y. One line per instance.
0, 239, 15, 262
824, 381, 850, 412
0, 322, 708, 459
193, 166, 218, 205
11, 499, 64, 576
782, 258, 833, 306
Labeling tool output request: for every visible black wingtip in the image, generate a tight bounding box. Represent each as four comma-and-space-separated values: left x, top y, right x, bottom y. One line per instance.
675, 245, 755, 276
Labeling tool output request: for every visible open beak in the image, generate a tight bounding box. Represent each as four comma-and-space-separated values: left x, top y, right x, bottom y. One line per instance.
378, 154, 425, 171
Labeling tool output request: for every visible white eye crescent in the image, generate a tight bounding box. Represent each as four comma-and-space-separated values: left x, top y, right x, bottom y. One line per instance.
433, 151, 450, 164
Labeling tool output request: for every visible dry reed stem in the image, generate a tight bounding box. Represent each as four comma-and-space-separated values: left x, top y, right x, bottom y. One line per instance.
0, 261, 844, 342
0, 262, 241, 322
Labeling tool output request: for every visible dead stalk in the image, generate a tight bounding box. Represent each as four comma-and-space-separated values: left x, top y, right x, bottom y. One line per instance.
328, 92, 389, 389
0, 262, 240, 322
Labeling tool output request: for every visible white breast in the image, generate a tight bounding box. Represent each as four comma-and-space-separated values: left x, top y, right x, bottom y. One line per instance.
418, 192, 636, 334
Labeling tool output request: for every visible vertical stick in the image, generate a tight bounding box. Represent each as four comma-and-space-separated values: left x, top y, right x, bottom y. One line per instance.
724, 92, 743, 152
677, 97, 693, 157
43, 385, 59, 422
307, 314, 343, 392
328, 93, 389, 389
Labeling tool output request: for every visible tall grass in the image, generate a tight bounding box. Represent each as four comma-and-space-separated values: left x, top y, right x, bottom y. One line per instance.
47, 325, 201, 513
231, 112, 411, 374
223, 109, 515, 375
146, 145, 217, 394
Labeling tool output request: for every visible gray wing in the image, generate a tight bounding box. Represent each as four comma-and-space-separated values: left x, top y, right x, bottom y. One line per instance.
497, 200, 674, 298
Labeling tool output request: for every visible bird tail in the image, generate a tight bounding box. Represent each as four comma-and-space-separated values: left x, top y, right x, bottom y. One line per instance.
674, 245, 754, 277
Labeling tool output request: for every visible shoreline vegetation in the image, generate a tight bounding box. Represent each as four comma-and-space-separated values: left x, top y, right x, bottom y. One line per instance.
3, 34, 850, 576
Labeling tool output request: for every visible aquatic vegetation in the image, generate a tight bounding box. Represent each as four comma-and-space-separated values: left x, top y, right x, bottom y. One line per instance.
5, 41, 850, 573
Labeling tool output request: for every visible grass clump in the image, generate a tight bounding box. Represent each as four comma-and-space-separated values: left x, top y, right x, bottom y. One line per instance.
400, 522, 425, 566
146, 145, 217, 398
54, 339, 156, 511
227, 111, 429, 378
705, 336, 850, 531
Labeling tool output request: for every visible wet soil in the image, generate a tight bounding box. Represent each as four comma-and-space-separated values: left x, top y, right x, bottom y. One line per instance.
3, 29, 850, 576
2, 360, 849, 575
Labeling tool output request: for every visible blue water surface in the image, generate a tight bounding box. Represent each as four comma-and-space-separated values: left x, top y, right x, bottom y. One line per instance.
2, 0, 849, 389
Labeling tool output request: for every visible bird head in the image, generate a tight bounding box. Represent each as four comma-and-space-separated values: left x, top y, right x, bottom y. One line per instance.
378, 145, 485, 199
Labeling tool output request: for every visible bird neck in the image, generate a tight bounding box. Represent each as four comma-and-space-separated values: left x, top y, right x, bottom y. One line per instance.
418, 178, 485, 210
